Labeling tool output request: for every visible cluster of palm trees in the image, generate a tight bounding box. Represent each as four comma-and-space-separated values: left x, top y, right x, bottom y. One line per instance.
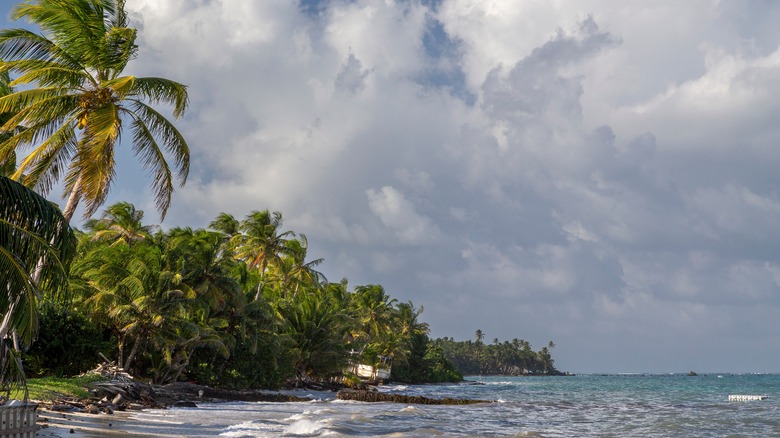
431, 332, 561, 376
62, 202, 434, 387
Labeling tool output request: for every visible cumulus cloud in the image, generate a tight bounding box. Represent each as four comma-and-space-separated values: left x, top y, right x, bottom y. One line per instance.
366, 186, 440, 245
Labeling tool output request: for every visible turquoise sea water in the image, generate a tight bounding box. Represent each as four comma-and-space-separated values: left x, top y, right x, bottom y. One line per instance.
132, 373, 780, 437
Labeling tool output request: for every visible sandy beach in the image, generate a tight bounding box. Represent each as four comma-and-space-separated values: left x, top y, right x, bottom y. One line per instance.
36, 408, 189, 438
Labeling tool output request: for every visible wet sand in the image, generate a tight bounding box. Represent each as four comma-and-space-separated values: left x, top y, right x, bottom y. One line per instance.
36, 409, 189, 437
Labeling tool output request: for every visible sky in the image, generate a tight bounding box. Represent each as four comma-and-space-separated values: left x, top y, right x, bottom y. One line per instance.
4, 0, 780, 373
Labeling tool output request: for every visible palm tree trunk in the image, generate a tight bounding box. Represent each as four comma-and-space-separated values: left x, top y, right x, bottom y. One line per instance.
123, 332, 143, 371
117, 336, 124, 367
170, 350, 193, 383
62, 176, 82, 222
0, 303, 16, 340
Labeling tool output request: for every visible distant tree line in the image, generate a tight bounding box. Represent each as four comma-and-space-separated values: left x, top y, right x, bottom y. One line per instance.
431, 330, 563, 376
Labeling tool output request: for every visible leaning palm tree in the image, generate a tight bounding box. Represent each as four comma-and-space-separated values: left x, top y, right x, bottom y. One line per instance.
0, 0, 189, 221
84, 201, 159, 246
0, 175, 75, 396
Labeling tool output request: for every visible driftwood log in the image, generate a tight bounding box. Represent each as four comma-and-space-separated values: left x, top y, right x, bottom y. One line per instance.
336, 389, 492, 405
86, 358, 159, 408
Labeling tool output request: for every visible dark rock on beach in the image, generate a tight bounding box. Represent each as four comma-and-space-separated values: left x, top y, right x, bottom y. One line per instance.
172, 401, 198, 408
336, 389, 492, 405
156, 382, 313, 404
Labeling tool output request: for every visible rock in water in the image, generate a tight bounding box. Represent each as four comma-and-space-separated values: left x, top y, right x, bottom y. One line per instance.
336, 389, 491, 405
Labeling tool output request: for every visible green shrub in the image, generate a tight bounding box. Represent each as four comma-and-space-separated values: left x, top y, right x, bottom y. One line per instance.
23, 304, 112, 377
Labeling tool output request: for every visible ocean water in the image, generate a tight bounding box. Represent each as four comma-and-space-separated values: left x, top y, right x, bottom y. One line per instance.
131, 374, 780, 437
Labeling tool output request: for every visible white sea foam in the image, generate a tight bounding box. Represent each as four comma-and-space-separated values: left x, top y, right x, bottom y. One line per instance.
220, 431, 267, 438
220, 420, 276, 437
284, 419, 326, 436
399, 405, 418, 412
127, 414, 185, 425
224, 420, 267, 431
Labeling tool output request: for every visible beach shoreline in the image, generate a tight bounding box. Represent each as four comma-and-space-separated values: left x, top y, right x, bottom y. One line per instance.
36, 408, 184, 438
28, 381, 329, 437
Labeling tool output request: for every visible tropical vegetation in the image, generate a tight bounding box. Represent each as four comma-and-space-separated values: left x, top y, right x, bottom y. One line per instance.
0, 175, 76, 397
15, 203, 463, 388
13, 201, 560, 388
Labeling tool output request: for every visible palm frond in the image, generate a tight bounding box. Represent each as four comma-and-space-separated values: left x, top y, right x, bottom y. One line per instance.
0, 175, 75, 347
130, 77, 189, 118
12, 1, 106, 67
3, 60, 88, 89
13, 121, 78, 194
0, 343, 28, 399
0, 87, 69, 117
0, 28, 63, 64
70, 103, 121, 218
102, 75, 135, 99
127, 102, 191, 219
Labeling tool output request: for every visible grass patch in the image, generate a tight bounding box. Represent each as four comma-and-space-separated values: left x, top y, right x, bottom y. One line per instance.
10, 374, 106, 401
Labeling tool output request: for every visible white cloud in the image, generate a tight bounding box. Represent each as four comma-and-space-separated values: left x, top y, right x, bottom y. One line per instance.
367, 186, 440, 245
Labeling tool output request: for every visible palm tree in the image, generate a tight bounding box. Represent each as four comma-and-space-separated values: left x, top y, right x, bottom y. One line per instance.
474, 329, 485, 345
0, 0, 189, 221
209, 212, 240, 238
231, 210, 294, 299
0, 176, 75, 344
208, 212, 240, 262
348, 284, 397, 366
280, 291, 348, 380
0, 175, 75, 394
84, 201, 158, 246
73, 239, 194, 371
271, 235, 325, 298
